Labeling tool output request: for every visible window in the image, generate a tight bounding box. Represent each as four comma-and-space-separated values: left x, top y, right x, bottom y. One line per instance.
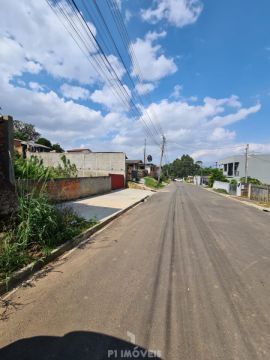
224, 164, 228, 172
228, 163, 233, 176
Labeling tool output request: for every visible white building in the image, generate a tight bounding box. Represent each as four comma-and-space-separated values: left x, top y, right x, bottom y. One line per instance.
218, 154, 270, 184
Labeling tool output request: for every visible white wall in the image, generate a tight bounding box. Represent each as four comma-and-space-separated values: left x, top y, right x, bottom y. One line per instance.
213, 181, 230, 192
30, 152, 126, 179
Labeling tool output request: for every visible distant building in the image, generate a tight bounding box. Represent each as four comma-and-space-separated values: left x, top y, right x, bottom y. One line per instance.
67, 148, 92, 154
126, 160, 145, 181
14, 139, 51, 158
145, 163, 159, 179
218, 154, 270, 184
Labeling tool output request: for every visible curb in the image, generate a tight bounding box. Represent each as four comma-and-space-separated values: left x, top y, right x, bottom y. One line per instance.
0, 195, 150, 296
203, 187, 270, 212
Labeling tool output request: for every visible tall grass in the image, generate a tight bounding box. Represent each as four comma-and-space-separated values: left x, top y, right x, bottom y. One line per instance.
14, 154, 77, 180
144, 176, 164, 189
0, 189, 97, 281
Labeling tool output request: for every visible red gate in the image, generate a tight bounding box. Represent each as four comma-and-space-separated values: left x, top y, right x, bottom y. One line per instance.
109, 174, 125, 190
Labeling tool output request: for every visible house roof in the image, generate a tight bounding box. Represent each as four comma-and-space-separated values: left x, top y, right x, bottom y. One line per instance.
67, 148, 92, 153
126, 160, 143, 164
14, 139, 51, 150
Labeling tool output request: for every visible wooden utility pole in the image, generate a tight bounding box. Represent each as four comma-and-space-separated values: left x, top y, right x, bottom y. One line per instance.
158, 135, 166, 183
144, 139, 146, 167
245, 143, 249, 183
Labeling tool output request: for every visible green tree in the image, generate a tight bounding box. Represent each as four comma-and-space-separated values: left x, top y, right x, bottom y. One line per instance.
14, 120, 40, 141
164, 154, 201, 178
51, 143, 64, 153
36, 137, 52, 148
208, 168, 228, 187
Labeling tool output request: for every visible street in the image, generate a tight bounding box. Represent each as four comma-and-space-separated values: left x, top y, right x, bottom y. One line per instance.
1, 182, 270, 359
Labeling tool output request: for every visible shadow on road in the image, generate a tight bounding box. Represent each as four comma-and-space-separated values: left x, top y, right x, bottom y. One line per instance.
0, 331, 162, 360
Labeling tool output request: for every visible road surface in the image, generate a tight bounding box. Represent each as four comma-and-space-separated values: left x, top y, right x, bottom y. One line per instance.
1, 183, 270, 359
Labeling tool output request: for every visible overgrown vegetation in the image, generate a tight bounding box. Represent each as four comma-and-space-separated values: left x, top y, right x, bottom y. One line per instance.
14, 154, 77, 180
0, 190, 97, 281
144, 176, 165, 189
240, 177, 261, 185
208, 168, 228, 187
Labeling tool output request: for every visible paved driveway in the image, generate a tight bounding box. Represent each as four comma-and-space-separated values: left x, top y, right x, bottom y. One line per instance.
61, 188, 153, 221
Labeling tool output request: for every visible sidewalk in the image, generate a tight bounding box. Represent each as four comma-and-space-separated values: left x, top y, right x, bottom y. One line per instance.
61, 188, 153, 221
204, 187, 270, 212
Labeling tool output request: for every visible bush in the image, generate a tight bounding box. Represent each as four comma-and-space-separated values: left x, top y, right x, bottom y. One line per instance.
240, 177, 261, 185
0, 191, 97, 281
144, 176, 164, 189
208, 169, 228, 187
14, 154, 77, 180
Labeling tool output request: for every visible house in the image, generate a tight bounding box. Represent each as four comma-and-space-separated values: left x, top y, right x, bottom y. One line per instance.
14, 139, 51, 158
126, 160, 146, 181
218, 154, 270, 184
145, 163, 160, 179
67, 148, 92, 154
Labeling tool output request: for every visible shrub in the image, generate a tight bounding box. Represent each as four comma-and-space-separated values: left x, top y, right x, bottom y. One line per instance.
0, 191, 97, 281
14, 154, 77, 180
144, 176, 164, 189
240, 177, 261, 185
208, 169, 228, 187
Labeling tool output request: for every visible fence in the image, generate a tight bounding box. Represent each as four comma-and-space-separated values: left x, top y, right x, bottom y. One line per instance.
249, 184, 270, 203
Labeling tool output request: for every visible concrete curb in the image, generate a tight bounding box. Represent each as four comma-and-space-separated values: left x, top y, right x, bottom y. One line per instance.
0, 194, 150, 296
203, 187, 270, 213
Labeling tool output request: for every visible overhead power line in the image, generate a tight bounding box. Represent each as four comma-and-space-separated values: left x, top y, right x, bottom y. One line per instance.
46, 0, 163, 148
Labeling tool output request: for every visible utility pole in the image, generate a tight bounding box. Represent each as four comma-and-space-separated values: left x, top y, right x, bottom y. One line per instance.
143, 138, 146, 168
158, 135, 166, 183
245, 143, 249, 183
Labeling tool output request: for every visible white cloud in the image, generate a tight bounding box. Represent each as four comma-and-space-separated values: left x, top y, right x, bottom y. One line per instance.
29, 82, 44, 92
208, 103, 261, 127
125, 10, 132, 22
60, 84, 90, 100
0, 0, 99, 85
136, 82, 155, 95
171, 85, 183, 99
141, 0, 203, 28
131, 31, 177, 81
90, 84, 131, 111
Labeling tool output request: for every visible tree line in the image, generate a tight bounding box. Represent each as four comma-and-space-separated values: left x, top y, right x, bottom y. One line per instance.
14, 120, 64, 153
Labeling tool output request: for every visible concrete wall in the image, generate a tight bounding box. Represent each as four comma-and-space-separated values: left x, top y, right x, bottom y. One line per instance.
213, 181, 230, 193
0, 115, 17, 216
18, 176, 111, 202
31, 152, 126, 179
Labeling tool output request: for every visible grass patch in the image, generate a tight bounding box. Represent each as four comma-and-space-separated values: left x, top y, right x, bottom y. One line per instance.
257, 202, 270, 208
144, 176, 165, 189
0, 191, 97, 282
213, 188, 228, 194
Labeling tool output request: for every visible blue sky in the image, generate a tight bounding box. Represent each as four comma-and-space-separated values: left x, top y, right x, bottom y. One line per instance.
0, 0, 270, 165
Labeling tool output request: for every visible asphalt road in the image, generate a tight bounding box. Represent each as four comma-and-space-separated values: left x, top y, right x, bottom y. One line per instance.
1, 183, 270, 359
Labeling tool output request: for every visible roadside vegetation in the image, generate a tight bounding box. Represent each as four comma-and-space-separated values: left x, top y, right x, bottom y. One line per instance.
144, 176, 165, 189
240, 177, 261, 185
213, 188, 228, 194
0, 189, 97, 282
0, 143, 95, 283
14, 154, 77, 180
